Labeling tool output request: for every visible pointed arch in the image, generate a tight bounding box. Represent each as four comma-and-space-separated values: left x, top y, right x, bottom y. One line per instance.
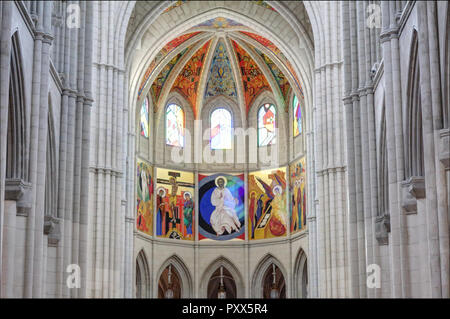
156, 255, 193, 298
139, 96, 149, 138
251, 254, 288, 298
404, 29, 424, 178
165, 102, 185, 147
210, 107, 233, 150
292, 94, 303, 137
45, 94, 57, 218
257, 103, 277, 147
6, 31, 27, 181
293, 248, 308, 298
199, 256, 244, 298
135, 249, 151, 298
378, 99, 389, 216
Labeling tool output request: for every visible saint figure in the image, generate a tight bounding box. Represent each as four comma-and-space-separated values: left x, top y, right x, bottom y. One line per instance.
210, 177, 241, 236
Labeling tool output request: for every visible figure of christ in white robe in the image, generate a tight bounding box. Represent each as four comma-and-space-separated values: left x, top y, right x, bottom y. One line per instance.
210, 187, 241, 236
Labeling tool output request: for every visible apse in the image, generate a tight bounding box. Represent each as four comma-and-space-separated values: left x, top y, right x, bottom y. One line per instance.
129, 0, 313, 299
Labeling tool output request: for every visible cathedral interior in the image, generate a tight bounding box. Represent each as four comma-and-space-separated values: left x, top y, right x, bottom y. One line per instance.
0, 1, 449, 298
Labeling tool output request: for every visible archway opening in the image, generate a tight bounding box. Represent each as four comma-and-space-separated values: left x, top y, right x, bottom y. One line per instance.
207, 266, 237, 299
262, 264, 285, 299
301, 262, 308, 298
158, 264, 182, 299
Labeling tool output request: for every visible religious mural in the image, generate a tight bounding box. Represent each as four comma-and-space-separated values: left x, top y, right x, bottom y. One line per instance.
198, 173, 245, 241
196, 17, 243, 28
204, 40, 238, 101
232, 40, 271, 114
254, 47, 291, 105
136, 160, 153, 236
289, 157, 306, 233
248, 167, 287, 240
151, 49, 187, 105
156, 168, 195, 240
240, 31, 304, 96
137, 32, 201, 98
171, 40, 211, 118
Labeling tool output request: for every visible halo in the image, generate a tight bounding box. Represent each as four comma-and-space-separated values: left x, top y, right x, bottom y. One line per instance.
215, 176, 228, 187
273, 185, 282, 195
183, 191, 192, 198
156, 187, 167, 197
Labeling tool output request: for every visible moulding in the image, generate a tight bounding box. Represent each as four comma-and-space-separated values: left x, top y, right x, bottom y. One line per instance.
439, 128, 450, 169
5, 178, 32, 216
375, 213, 390, 245
400, 176, 425, 214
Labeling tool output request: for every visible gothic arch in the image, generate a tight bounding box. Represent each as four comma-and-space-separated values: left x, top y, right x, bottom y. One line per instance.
404, 29, 424, 178
376, 97, 390, 246
154, 91, 194, 167
293, 248, 308, 298
6, 31, 27, 181
135, 249, 151, 298
199, 95, 244, 167
44, 94, 57, 218
125, 2, 317, 122
247, 90, 288, 167
251, 254, 288, 298
199, 256, 244, 298
155, 255, 193, 298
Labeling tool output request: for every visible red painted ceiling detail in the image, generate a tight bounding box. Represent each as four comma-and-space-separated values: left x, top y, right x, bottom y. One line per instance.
232, 40, 271, 114
171, 40, 211, 118
150, 50, 186, 106
138, 32, 201, 98
240, 31, 303, 96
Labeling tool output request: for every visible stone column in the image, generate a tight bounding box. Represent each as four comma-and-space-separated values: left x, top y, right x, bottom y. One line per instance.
0, 1, 13, 296
417, 0, 444, 298
426, 1, 450, 298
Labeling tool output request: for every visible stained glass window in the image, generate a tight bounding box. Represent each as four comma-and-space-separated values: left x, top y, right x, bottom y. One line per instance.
140, 97, 149, 138
210, 108, 232, 149
293, 95, 302, 137
166, 103, 184, 147
258, 103, 276, 146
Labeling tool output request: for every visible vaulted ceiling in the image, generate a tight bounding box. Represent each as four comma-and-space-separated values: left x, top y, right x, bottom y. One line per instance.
137, 16, 304, 118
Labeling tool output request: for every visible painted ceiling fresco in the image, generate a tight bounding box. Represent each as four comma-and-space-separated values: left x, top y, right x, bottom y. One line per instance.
163, 0, 186, 13
196, 17, 243, 28
204, 40, 238, 101
171, 40, 211, 118
232, 40, 271, 114
240, 31, 304, 97
253, 0, 277, 12
150, 49, 187, 105
254, 47, 291, 105
138, 32, 201, 98
137, 15, 306, 119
